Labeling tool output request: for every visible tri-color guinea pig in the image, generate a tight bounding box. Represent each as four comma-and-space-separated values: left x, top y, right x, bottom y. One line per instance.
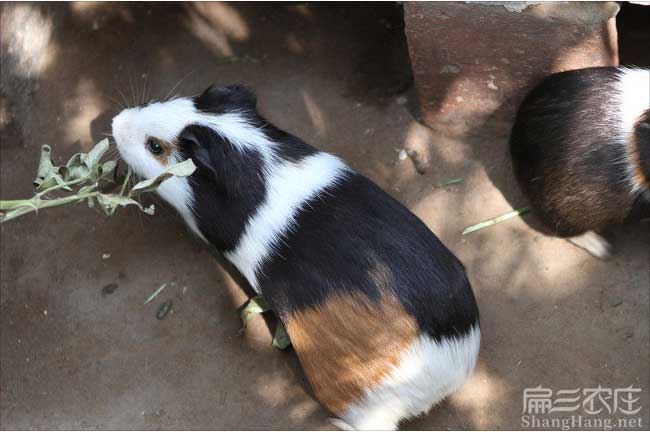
510, 67, 650, 258
112, 84, 480, 430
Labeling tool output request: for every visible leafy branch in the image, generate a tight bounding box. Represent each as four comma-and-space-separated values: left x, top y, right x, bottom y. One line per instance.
0, 139, 196, 223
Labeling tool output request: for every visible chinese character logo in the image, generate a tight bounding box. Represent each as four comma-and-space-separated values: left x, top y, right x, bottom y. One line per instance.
522, 385, 643, 415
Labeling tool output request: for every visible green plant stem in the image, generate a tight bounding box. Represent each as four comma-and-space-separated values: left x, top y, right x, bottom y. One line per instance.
0, 200, 35, 210
0, 192, 98, 222
462, 207, 529, 235
108, 167, 132, 216
119, 168, 132, 196
35, 177, 88, 198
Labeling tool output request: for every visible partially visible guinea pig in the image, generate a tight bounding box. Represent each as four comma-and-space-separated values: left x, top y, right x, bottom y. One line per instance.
111, 85, 480, 430
510, 67, 650, 258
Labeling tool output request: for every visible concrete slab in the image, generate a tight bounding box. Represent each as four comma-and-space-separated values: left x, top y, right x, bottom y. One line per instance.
1, 3, 648, 430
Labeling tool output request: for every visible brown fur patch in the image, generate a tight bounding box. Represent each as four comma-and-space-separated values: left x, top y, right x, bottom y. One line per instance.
283, 292, 418, 414
629, 128, 650, 193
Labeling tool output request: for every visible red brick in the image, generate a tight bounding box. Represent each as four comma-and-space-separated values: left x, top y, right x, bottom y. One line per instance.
404, 2, 620, 135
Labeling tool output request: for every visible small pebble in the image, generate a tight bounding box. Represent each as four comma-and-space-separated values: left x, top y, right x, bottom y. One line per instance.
102, 253, 111, 260
487, 81, 498, 91
396, 96, 407, 105
102, 283, 118, 296
398, 149, 408, 161
157, 300, 173, 320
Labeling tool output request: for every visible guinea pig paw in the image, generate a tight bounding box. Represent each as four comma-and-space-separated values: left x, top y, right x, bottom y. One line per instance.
567, 231, 613, 260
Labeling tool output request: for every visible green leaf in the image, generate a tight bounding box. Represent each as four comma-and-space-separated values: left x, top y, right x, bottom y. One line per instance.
96, 193, 146, 215
38, 172, 72, 192
101, 160, 117, 177
66, 153, 84, 168
33, 145, 57, 188
54, 152, 90, 182
272, 322, 291, 350
78, 184, 97, 194
4, 140, 178, 223
60, 164, 90, 182
240, 295, 270, 328
95, 193, 157, 217
89, 162, 103, 182
85, 138, 110, 169
129, 159, 197, 196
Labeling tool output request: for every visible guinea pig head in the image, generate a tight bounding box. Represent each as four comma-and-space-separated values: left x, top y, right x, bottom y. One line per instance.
111, 84, 268, 248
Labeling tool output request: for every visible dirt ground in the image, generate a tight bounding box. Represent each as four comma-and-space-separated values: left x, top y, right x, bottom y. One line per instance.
1, 3, 648, 430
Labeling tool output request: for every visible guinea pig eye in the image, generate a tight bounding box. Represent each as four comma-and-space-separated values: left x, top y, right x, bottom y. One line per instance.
146, 138, 163, 155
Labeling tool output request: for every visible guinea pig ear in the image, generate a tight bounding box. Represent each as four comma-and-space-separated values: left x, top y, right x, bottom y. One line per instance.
179, 129, 217, 176
195, 84, 257, 113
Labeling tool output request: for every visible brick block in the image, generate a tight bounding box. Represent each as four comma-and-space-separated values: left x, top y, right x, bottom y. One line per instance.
404, 2, 620, 135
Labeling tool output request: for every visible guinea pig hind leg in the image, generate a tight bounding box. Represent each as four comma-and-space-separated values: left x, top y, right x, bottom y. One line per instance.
567, 231, 613, 259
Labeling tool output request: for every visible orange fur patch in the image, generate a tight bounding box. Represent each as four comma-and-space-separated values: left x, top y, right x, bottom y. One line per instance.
629, 129, 650, 192
283, 292, 418, 414
149, 137, 176, 166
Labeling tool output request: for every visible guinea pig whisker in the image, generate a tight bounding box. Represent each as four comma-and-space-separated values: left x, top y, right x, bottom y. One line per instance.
146, 77, 154, 105
164, 70, 195, 102
141, 74, 149, 106
116, 87, 130, 109
106, 95, 125, 111
129, 76, 137, 108
135, 75, 141, 106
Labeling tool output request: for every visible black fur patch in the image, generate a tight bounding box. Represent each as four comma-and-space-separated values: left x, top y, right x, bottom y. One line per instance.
510, 67, 643, 236
262, 122, 319, 162
182, 86, 319, 249
178, 124, 266, 251
194, 84, 318, 163
195, 84, 258, 115
258, 172, 479, 341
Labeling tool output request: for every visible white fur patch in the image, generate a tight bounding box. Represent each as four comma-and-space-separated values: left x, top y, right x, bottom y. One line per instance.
568, 230, 612, 259
337, 325, 481, 430
225, 153, 350, 291
616, 67, 650, 195
112, 109, 202, 238
111, 98, 280, 240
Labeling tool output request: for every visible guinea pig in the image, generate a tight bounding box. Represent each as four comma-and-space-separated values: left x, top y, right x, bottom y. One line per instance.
111, 84, 480, 430
510, 67, 650, 258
